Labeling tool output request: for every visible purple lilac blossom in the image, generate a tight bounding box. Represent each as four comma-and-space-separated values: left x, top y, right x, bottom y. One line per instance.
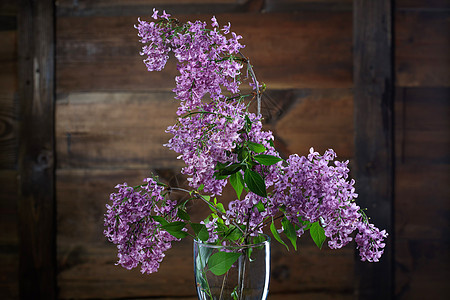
117, 12, 388, 264
104, 178, 180, 274
272, 148, 387, 260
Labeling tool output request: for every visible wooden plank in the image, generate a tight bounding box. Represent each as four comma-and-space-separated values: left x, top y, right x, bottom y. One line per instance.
0, 170, 19, 300
57, 0, 237, 7
396, 10, 450, 87
0, 1, 17, 15
274, 88, 354, 159
397, 0, 450, 9
17, 0, 56, 299
56, 1, 240, 17
55, 0, 354, 17
395, 88, 450, 164
55, 90, 353, 169
57, 168, 354, 298
395, 164, 450, 240
265, 0, 352, 11
395, 239, 450, 299
55, 92, 182, 169
56, 11, 352, 93
353, 0, 394, 299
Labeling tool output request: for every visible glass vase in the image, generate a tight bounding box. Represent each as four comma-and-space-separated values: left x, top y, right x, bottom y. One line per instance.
193, 235, 271, 300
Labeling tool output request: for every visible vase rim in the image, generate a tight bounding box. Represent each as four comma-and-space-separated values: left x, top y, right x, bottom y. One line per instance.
194, 234, 271, 249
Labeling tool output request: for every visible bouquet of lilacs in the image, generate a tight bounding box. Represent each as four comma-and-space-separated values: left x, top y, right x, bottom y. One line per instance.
104, 9, 387, 276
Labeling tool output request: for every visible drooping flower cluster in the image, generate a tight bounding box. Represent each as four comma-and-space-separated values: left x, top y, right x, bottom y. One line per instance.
136, 10, 245, 115
104, 178, 181, 273
272, 148, 388, 261
104, 10, 387, 275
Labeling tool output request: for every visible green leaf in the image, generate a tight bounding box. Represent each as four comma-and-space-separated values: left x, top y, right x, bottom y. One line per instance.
270, 219, 289, 250
252, 235, 266, 245
310, 221, 326, 249
244, 115, 252, 132
217, 163, 242, 176
281, 217, 298, 251
229, 172, 244, 199
200, 195, 211, 202
231, 286, 238, 300
161, 221, 188, 239
177, 209, 190, 221
150, 215, 168, 226
247, 141, 266, 153
214, 172, 229, 180
195, 246, 212, 294
254, 201, 265, 213
238, 147, 249, 162
191, 223, 209, 242
244, 169, 267, 198
215, 202, 226, 214
208, 252, 242, 276
254, 154, 283, 166
224, 225, 243, 241
196, 245, 212, 271
215, 162, 228, 170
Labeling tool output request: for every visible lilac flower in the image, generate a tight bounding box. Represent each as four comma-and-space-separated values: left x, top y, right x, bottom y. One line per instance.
105, 12, 388, 273
161, 10, 171, 20
201, 218, 219, 243
222, 22, 231, 34
355, 222, 388, 262
104, 178, 180, 274
151, 8, 158, 20
135, 18, 171, 72
211, 16, 219, 28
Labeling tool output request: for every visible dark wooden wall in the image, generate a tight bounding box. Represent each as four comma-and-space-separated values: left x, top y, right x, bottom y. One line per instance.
0, 0, 448, 299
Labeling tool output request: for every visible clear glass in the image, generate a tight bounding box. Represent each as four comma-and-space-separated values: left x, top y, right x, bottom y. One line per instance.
193, 235, 271, 300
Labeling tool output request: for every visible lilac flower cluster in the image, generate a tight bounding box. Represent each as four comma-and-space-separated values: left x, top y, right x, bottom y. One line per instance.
272, 148, 387, 260
137, 10, 253, 196
136, 10, 245, 115
104, 11, 387, 275
165, 100, 246, 195
104, 178, 181, 274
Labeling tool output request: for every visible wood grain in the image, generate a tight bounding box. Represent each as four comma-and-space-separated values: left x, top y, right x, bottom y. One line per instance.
17, 0, 56, 298
274, 88, 354, 159
397, 0, 450, 8
395, 239, 450, 299
395, 88, 450, 164
55, 89, 354, 169
55, 92, 182, 169
396, 10, 450, 87
353, 0, 394, 298
395, 164, 450, 240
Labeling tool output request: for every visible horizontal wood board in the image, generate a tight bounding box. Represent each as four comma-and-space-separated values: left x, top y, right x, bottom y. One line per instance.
55, 89, 354, 169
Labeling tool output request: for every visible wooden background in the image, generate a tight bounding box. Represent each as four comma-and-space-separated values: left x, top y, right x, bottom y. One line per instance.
0, 0, 449, 299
